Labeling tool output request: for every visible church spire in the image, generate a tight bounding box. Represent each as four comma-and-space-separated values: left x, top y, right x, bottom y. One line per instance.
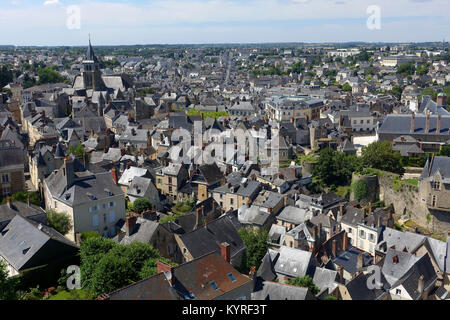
86, 35, 98, 62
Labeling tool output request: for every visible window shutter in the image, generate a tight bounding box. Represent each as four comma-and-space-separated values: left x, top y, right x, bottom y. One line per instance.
92, 214, 99, 227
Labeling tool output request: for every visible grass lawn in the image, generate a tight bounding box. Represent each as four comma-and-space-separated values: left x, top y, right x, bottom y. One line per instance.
49, 289, 95, 300
402, 178, 419, 186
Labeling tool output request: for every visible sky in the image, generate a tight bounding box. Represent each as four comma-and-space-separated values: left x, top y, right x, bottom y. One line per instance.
1, 0, 450, 46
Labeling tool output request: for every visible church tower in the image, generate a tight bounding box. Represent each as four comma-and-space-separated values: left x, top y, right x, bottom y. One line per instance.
82, 37, 106, 91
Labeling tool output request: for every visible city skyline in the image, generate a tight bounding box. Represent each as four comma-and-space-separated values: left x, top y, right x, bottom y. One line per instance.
1, 0, 450, 46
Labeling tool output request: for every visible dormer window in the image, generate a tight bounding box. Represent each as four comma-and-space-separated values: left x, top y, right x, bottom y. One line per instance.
432, 180, 440, 190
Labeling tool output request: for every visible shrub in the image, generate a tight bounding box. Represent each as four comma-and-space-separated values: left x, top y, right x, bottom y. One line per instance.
352, 179, 369, 201
46, 209, 72, 235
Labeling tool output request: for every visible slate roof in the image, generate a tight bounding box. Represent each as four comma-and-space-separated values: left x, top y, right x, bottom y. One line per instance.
345, 272, 386, 300
272, 246, 313, 278
378, 114, 450, 135
45, 164, 123, 207
0, 202, 47, 230
392, 253, 438, 300
115, 217, 159, 245
252, 281, 311, 300
178, 215, 245, 260
332, 248, 372, 275
0, 215, 78, 271
277, 206, 311, 225
118, 167, 149, 186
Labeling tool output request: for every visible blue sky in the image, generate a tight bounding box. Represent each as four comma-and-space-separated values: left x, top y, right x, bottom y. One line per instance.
1, 0, 449, 46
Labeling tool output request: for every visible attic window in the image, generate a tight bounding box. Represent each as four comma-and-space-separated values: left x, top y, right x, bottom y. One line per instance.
65, 194, 71, 200
22, 247, 30, 255
227, 273, 236, 282
1, 229, 8, 236
211, 281, 219, 290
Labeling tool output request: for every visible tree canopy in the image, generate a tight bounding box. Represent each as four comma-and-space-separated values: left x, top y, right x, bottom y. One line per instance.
46, 209, 72, 235
238, 228, 269, 273
131, 198, 153, 214
361, 141, 404, 174
313, 148, 362, 187
286, 275, 319, 295
80, 237, 176, 295
37, 67, 65, 85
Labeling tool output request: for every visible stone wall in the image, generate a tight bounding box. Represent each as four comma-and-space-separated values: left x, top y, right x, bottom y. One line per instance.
377, 171, 450, 235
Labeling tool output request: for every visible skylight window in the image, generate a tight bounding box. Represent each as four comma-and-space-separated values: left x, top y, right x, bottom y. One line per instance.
211, 281, 219, 290
18, 241, 25, 247
10, 234, 17, 241
227, 273, 236, 282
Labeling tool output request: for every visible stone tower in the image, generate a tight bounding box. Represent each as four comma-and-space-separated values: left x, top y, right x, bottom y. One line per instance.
82, 37, 106, 91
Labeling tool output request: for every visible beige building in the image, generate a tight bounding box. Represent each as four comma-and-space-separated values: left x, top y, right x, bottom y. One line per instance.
43, 156, 126, 242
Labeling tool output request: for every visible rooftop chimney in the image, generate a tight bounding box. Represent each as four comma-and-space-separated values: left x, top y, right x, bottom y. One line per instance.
332, 239, 337, 257
425, 114, 430, 134
27, 195, 30, 207
157, 261, 174, 286
64, 156, 75, 188
410, 113, 415, 133
343, 232, 348, 251
221, 242, 231, 264
356, 253, 364, 271
339, 203, 344, 218
6, 196, 11, 208
126, 216, 137, 236
111, 167, 118, 185
437, 114, 442, 134
393, 254, 399, 264
437, 94, 447, 107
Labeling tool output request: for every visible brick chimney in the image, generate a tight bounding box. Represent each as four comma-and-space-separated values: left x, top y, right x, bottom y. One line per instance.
339, 202, 344, 218
356, 253, 364, 271
332, 239, 337, 257
6, 196, 11, 208
97, 294, 110, 300
338, 266, 344, 284
393, 254, 399, 264
368, 202, 372, 215
343, 232, 348, 251
437, 114, 442, 134
425, 114, 430, 134
410, 113, 415, 133
64, 156, 75, 188
157, 261, 174, 286
221, 242, 231, 264
437, 94, 447, 107
111, 167, 118, 185
125, 216, 137, 236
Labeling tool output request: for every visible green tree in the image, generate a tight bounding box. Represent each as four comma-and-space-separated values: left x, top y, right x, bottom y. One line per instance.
342, 83, 352, 92
287, 275, 319, 295
90, 254, 135, 295
397, 63, 415, 76
37, 67, 65, 85
131, 198, 153, 214
439, 145, 450, 157
352, 179, 369, 201
390, 85, 403, 100
238, 228, 269, 273
361, 141, 404, 174
290, 62, 303, 74
0, 261, 20, 300
68, 144, 86, 160
313, 148, 362, 187
46, 209, 72, 235
1, 191, 40, 206
421, 88, 438, 101
0, 65, 13, 88
325, 295, 337, 300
